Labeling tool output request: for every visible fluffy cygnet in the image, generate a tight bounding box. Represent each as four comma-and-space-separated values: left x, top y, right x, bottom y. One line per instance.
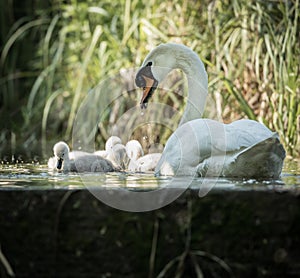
106, 143, 129, 170
94, 136, 122, 158
126, 140, 162, 172
48, 141, 115, 172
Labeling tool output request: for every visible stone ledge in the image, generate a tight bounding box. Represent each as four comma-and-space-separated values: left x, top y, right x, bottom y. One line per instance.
0, 188, 299, 277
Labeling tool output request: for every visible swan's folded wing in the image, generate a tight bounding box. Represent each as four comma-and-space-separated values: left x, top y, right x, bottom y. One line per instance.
224, 133, 286, 178
222, 120, 275, 153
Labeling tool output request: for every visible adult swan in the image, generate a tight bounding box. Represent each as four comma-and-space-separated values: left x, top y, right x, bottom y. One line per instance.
135, 43, 285, 178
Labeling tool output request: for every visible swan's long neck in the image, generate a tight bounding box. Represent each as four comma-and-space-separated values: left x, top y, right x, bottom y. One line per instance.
173, 48, 208, 126
179, 75, 207, 126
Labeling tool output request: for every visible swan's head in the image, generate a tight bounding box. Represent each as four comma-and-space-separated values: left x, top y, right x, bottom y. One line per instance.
136, 43, 206, 109
135, 44, 177, 108
53, 141, 70, 170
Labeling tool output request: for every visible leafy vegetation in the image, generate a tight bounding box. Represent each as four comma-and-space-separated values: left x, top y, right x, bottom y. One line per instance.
0, 0, 299, 159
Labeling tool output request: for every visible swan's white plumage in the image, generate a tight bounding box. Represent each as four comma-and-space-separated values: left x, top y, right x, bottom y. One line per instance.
48, 141, 115, 172
141, 43, 208, 126
126, 140, 162, 172
156, 119, 284, 178
137, 43, 285, 178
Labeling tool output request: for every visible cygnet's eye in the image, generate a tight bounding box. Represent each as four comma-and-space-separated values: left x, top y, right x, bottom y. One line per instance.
146, 61, 152, 67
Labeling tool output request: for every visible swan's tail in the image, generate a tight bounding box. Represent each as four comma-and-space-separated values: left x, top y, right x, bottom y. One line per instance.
225, 133, 286, 179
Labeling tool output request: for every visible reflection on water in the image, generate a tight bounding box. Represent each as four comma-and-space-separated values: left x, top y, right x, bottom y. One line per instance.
0, 159, 299, 192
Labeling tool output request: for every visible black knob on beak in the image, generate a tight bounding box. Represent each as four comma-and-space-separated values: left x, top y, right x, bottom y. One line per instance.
135, 64, 154, 88
135, 72, 145, 88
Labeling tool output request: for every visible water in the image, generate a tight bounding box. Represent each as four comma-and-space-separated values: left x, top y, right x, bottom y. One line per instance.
0, 159, 299, 192
1, 158, 299, 277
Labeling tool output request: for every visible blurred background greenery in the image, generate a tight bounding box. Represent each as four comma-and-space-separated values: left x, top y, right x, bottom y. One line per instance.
0, 0, 299, 162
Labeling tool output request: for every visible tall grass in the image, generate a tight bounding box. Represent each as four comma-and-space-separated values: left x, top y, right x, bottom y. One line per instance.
0, 0, 299, 159
205, 0, 300, 156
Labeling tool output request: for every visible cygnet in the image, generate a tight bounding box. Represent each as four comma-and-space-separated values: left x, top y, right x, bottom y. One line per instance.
125, 140, 162, 172
48, 141, 115, 172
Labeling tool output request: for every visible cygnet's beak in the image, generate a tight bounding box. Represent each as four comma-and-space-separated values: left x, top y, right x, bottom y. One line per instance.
135, 66, 158, 109
56, 158, 63, 170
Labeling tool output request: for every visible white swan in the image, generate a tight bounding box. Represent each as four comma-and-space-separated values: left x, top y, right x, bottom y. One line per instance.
48, 141, 115, 172
126, 140, 162, 172
135, 43, 285, 178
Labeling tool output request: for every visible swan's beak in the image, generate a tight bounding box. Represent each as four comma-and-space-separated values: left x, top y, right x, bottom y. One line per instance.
56, 158, 63, 170
135, 66, 158, 109
140, 75, 156, 109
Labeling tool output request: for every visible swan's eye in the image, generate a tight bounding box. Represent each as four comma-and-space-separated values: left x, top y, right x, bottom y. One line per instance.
146, 61, 152, 67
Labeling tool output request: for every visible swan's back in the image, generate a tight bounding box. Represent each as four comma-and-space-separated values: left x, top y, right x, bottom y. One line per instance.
225, 120, 274, 151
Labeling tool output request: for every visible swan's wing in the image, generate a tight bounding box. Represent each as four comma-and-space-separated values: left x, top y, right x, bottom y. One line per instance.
223, 119, 274, 153
173, 119, 272, 159
224, 133, 286, 178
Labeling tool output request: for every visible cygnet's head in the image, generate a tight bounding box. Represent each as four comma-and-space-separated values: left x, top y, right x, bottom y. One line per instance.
105, 136, 122, 152
126, 140, 144, 161
53, 141, 70, 170
108, 143, 128, 170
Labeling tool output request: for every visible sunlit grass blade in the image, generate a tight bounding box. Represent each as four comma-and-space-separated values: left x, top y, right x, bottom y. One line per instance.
66, 25, 103, 138
41, 89, 63, 155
